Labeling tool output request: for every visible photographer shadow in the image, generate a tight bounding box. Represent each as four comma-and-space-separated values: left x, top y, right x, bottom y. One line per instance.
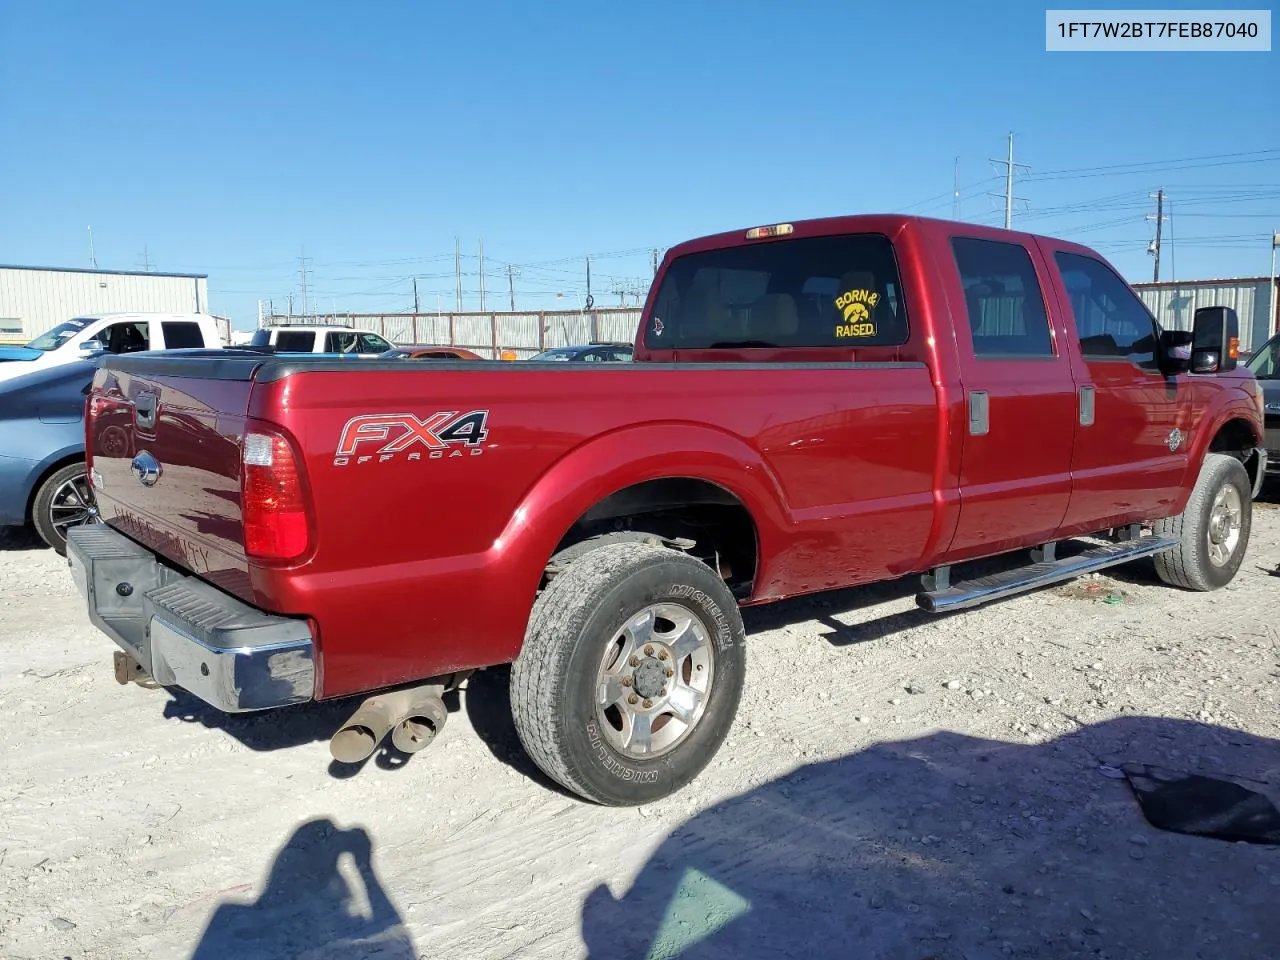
189, 817, 416, 960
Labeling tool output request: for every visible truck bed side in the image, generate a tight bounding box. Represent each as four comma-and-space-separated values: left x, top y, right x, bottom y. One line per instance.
90, 356, 943, 697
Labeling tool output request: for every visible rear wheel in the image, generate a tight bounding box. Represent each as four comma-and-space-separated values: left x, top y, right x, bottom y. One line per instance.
510, 541, 746, 805
1153, 453, 1251, 591
31, 463, 99, 556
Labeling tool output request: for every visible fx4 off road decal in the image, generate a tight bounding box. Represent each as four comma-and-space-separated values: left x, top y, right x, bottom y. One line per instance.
833, 288, 880, 338
334, 410, 490, 466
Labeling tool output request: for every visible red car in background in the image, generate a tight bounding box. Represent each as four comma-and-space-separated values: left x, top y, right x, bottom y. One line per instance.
379, 345, 485, 361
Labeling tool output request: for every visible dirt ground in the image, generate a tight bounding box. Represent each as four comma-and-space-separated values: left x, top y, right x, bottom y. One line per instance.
2, 487, 1278, 960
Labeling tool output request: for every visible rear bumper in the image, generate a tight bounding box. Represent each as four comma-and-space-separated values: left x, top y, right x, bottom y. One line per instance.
66, 525, 315, 713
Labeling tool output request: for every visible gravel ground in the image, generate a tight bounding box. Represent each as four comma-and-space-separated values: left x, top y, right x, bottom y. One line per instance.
1, 487, 1278, 960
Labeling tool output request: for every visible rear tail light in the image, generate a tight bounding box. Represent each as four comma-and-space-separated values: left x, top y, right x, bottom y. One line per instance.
242, 425, 310, 562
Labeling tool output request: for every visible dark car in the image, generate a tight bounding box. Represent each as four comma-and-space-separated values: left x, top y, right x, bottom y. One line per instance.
1245, 332, 1279, 470
0, 359, 99, 553
527, 341, 633, 362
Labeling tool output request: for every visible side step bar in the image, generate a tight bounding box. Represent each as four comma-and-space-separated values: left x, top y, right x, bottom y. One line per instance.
917, 535, 1179, 614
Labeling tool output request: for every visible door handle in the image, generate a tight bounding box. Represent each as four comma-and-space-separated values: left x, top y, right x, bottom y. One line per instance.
1078, 385, 1096, 426
968, 391, 989, 436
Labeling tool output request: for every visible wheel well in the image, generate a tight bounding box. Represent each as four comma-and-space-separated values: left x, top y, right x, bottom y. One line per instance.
1209, 418, 1260, 486
24, 454, 86, 523
550, 478, 759, 599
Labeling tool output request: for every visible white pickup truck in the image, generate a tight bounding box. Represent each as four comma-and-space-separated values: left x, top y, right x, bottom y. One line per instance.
0, 312, 224, 384
248, 324, 396, 355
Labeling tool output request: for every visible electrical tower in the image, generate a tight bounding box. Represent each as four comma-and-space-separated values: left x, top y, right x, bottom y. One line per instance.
455, 238, 462, 311
298, 249, 313, 318
987, 132, 1030, 229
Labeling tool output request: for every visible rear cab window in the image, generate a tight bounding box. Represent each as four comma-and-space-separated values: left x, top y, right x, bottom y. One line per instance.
160, 321, 205, 349
645, 233, 909, 355
276, 330, 316, 352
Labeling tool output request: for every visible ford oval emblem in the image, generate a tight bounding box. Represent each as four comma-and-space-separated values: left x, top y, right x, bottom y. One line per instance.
130, 450, 162, 487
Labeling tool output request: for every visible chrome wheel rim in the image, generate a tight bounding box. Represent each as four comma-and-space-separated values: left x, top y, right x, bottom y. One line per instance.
594, 602, 716, 760
1206, 484, 1243, 567
49, 472, 100, 539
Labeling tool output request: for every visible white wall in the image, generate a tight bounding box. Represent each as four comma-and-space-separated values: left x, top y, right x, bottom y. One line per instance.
0, 267, 210, 339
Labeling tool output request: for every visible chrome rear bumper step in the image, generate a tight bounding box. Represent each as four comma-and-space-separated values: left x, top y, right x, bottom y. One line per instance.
917, 535, 1179, 614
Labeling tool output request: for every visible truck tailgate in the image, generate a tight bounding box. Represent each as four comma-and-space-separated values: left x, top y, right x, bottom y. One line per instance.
89, 354, 260, 597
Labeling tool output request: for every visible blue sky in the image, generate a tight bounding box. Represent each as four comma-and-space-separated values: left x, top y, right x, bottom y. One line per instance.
2, 1, 1277, 329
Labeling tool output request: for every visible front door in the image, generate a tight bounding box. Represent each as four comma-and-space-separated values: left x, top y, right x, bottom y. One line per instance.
1042, 245, 1191, 535
941, 235, 1079, 560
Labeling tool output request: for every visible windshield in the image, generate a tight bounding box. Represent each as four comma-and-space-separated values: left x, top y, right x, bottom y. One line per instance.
530, 349, 576, 361
26, 318, 92, 352
1245, 336, 1279, 379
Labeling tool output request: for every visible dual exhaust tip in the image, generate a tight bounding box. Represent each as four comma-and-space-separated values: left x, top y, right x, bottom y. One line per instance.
330, 685, 448, 764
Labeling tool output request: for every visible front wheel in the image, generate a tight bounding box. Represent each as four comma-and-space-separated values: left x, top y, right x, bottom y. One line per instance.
1152, 452, 1252, 591
31, 462, 99, 556
510, 541, 746, 805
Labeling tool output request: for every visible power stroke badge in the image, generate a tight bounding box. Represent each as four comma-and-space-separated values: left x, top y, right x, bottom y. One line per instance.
333, 410, 490, 466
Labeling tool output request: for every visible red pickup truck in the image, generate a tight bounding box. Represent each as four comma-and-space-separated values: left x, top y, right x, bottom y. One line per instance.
67, 215, 1268, 806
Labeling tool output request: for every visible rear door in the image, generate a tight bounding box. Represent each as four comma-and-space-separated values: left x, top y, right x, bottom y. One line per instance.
1042, 245, 1192, 532
939, 234, 1078, 559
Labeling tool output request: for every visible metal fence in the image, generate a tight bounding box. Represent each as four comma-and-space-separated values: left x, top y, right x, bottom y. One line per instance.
262, 309, 643, 358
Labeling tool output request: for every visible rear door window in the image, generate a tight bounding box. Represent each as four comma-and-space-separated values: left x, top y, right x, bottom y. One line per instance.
325, 331, 360, 353
951, 237, 1055, 359
160, 322, 205, 349
647, 233, 909, 349
275, 330, 315, 352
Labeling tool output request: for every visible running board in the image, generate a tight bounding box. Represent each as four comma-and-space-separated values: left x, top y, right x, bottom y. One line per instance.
916, 535, 1179, 614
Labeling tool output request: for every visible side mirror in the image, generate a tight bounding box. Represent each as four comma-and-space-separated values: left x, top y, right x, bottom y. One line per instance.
1189, 306, 1240, 374
79, 339, 104, 353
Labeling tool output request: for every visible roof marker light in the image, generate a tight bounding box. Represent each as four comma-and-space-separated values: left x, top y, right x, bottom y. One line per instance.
745, 223, 794, 240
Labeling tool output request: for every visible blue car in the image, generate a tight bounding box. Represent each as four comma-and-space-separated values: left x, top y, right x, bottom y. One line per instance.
0, 359, 99, 553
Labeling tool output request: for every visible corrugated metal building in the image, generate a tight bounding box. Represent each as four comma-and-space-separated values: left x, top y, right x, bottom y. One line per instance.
0, 265, 210, 342
1133, 276, 1279, 355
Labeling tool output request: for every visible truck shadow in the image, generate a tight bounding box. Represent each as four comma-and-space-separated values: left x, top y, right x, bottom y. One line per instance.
581, 716, 1280, 960
188, 816, 415, 960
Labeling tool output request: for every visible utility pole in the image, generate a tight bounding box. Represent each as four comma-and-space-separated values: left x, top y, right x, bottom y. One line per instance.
478, 240, 486, 311
1270, 231, 1279, 337
507, 264, 516, 311
140, 245, 153, 272
585, 257, 593, 309
651, 248, 659, 276
298, 248, 312, 319
454, 237, 462, 311
1146, 188, 1168, 282
413, 276, 420, 313
987, 132, 1030, 229
87, 226, 97, 269
287, 291, 294, 318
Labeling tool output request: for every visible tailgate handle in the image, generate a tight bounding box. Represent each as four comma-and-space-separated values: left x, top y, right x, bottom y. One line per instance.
135, 392, 158, 429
